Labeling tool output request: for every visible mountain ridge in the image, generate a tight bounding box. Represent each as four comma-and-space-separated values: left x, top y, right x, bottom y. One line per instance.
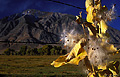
0, 9, 120, 53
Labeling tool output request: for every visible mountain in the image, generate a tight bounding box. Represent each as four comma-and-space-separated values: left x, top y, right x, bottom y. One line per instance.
0, 9, 120, 53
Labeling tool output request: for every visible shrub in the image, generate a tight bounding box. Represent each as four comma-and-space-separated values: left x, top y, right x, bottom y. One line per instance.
3, 45, 67, 55
38, 48, 44, 55
4, 48, 15, 55
26, 47, 32, 55
42, 45, 53, 55
31, 48, 38, 55
55, 50, 59, 55
50, 48, 55, 55
61, 49, 67, 55
19, 45, 27, 55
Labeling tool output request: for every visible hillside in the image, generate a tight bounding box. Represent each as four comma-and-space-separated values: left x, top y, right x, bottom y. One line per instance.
0, 9, 120, 53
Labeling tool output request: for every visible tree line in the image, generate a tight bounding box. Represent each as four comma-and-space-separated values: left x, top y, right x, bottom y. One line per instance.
3, 45, 67, 55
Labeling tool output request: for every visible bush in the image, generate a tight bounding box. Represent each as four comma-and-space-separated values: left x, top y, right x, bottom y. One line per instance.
55, 50, 59, 55
26, 47, 32, 55
4, 48, 16, 55
3, 45, 67, 55
31, 48, 38, 55
60, 49, 67, 55
60, 50, 63, 55
42, 45, 53, 55
38, 48, 44, 55
50, 48, 55, 55
56, 46, 62, 51
19, 45, 27, 55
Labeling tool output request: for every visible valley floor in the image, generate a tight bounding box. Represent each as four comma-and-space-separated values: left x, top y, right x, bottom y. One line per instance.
0, 55, 86, 77
0, 54, 120, 77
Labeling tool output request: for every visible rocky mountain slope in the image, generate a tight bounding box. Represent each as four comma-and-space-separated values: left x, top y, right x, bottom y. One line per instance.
0, 9, 120, 53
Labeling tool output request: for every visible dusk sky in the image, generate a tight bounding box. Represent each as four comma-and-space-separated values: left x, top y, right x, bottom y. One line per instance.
0, 0, 120, 30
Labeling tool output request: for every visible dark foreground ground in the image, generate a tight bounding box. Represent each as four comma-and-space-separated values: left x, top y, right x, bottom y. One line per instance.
0, 54, 120, 77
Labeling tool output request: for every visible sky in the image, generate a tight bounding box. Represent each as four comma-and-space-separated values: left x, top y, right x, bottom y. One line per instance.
0, 0, 120, 30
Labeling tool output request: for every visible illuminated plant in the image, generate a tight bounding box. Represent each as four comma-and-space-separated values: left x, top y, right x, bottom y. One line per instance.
51, 0, 119, 76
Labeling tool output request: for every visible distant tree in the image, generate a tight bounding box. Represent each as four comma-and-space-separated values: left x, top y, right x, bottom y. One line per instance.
3, 45, 67, 56
30, 51, 34, 55
19, 45, 27, 55
3, 48, 15, 55
54, 46, 57, 50
50, 46, 67, 55
42, 45, 53, 55
38, 48, 44, 55
60, 49, 67, 55
12, 51, 17, 55
50, 48, 55, 55
4, 48, 10, 55
56, 46, 62, 51
16, 51, 19, 55
32, 48, 38, 55
28, 48, 38, 55
55, 50, 59, 55
60, 50, 63, 55
53, 46, 61, 55
26, 47, 32, 55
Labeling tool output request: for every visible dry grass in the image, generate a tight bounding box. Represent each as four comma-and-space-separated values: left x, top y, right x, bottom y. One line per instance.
0, 55, 86, 76
0, 54, 120, 76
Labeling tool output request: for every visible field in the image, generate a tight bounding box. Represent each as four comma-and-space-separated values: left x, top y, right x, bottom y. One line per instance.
0, 54, 120, 77
0, 55, 87, 77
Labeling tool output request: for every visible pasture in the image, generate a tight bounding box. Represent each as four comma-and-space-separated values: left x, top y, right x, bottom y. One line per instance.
0, 54, 120, 77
